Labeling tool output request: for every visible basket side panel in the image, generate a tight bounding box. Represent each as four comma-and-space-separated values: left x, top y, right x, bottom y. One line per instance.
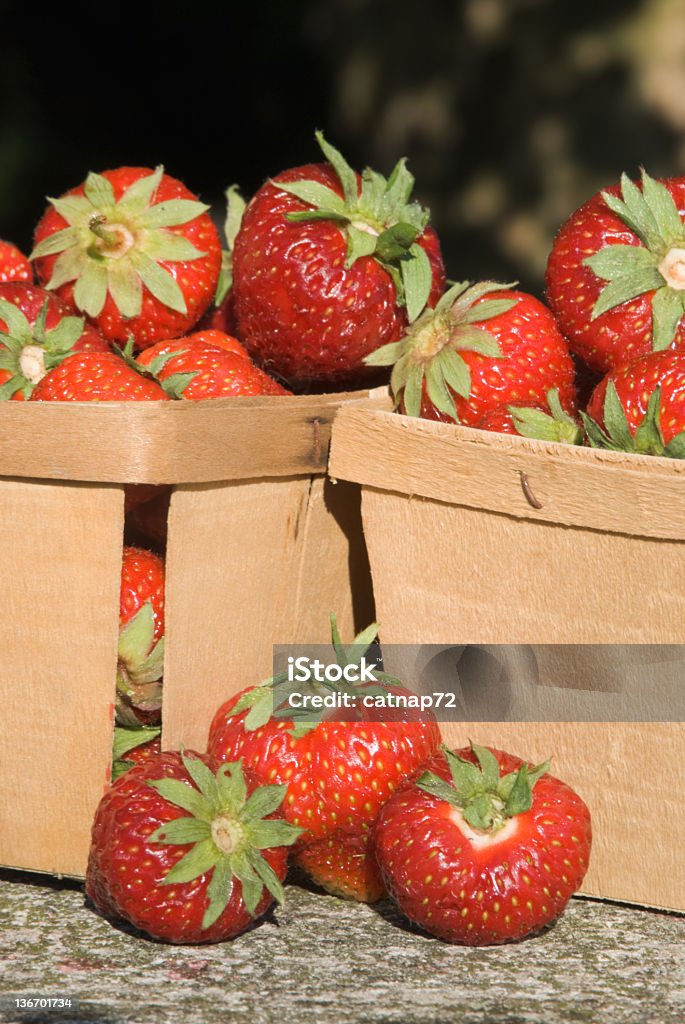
0, 480, 123, 876
361, 488, 685, 644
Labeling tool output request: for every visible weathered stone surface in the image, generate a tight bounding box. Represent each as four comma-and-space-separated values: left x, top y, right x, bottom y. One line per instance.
0, 869, 683, 1024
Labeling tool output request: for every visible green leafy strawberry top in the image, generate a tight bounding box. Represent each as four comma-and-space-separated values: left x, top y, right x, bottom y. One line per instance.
507, 388, 582, 445
149, 754, 302, 929
586, 169, 685, 351
582, 382, 685, 458
30, 167, 209, 320
0, 299, 86, 398
417, 743, 549, 833
277, 132, 435, 323
366, 280, 514, 419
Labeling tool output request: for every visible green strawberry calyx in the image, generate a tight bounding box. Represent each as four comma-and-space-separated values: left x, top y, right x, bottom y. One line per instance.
116, 602, 165, 724
417, 743, 549, 833
30, 166, 209, 321
582, 381, 685, 458
111, 725, 161, 781
277, 131, 434, 323
228, 613, 399, 738
148, 754, 303, 929
0, 298, 88, 399
507, 388, 583, 445
365, 280, 515, 420
585, 169, 685, 351
214, 185, 246, 307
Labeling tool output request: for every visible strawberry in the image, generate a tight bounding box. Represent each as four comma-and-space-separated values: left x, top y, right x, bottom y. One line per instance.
0, 240, 32, 284
476, 388, 582, 443
86, 751, 302, 943
231, 132, 445, 388
116, 546, 165, 728
0, 283, 108, 400
111, 725, 162, 780
374, 744, 592, 945
207, 620, 442, 902
31, 166, 221, 348
368, 281, 577, 425
28, 350, 169, 402
583, 348, 685, 457
139, 339, 290, 399
546, 169, 685, 373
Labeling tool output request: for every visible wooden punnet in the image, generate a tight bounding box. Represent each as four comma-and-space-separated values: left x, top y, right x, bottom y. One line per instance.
0, 393, 374, 878
329, 395, 684, 913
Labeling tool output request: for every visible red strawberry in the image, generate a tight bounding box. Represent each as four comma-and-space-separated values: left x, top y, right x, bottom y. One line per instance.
0, 282, 108, 400
28, 350, 169, 402
86, 751, 302, 943
583, 348, 685, 456
31, 166, 221, 348
111, 725, 162, 780
139, 339, 290, 399
232, 132, 445, 388
546, 169, 685, 373
374, 744, 592, 945
294, 830, 385, 902
137, 328, 248, 365
116, 546, 165, 727
368, 281, 576, 425
207, 621, 441, 902
476, 388, 582, 443
0, 240, 32, 284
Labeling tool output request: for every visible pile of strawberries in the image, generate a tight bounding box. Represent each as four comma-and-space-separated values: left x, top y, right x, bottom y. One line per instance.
14, 134, 682, 948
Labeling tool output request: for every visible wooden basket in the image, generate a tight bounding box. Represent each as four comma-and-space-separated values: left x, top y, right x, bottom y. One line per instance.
1, 392, 375, 878
329, 395, 684, 913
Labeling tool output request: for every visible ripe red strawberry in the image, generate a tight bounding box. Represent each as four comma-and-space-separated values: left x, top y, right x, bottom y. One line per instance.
31, 166, 221, 348
86, 751, 302, 943
368, 281, 576, 425
138, 338, 290, 399
546, 169, 685, 373
232, 132, 445, 388
0, 282, 108, 400
475, 388, 582, 443
28, 350, 169, 402
583, 348, 685, 456
207, 621, 442, 902
0, 240, 32, 284
116, 546, 165, 727
374, 744, 592, 945
111, 725, 162, 780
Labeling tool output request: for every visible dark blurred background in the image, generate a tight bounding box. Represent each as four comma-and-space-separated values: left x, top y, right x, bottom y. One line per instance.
2, 0, 684, 295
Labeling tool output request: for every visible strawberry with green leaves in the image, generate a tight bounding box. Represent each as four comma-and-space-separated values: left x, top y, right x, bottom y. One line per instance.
137, 337, 290, 399
207, 619, 442, 902
583, 348, 685, 457
232, 132, 445, 388
0, 240, 32, 284
31, 166, 221, 348
367, 281, 576, 425
86, 751, 302, 943
111, 725, 162, 780
0, 283, 108, 400
476, 388, 582, 443
116, 547, 165, 727
546, 169, 685, 373
374, 744, 592, 945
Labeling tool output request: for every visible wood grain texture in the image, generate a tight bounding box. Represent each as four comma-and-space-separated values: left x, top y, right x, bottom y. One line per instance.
161, 477, 374, 752
440, 722, 683, 912
330, 402, 685, 540
0, 480, 123, 877
0, 390, 372, 485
